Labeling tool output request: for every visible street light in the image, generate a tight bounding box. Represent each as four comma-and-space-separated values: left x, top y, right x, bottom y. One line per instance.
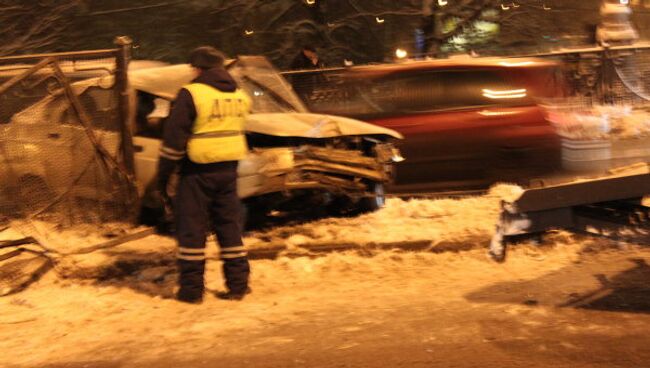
395, 48, 408, 59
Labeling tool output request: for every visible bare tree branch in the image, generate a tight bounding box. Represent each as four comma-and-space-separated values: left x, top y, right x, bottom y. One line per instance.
0, 1, 82, 56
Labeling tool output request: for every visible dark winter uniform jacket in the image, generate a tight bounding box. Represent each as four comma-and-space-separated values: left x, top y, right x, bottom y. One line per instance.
157, 68, 240, 189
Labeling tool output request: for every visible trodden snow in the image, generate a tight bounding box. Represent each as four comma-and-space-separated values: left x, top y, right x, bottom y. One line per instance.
1, 184, 649, 368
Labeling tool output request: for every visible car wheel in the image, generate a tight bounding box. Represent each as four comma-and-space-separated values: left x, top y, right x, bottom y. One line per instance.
357, 181, 386, 213
325, 194, 355, 217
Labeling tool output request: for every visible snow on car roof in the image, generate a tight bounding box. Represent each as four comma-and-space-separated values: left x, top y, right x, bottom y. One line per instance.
128, 57, 308, 114
128, 64, 195, 100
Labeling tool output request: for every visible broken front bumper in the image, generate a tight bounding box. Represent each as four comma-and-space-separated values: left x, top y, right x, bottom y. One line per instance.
237, 143, 400, 198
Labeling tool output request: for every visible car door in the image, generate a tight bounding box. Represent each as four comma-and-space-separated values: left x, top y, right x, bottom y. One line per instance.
133, 135, 162, 198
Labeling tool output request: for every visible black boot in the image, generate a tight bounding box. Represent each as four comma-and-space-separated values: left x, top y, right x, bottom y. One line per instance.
177, 287, 204, 304
221, 257, 250, 299
215, 287, 252, 301
177, 259, 206, 304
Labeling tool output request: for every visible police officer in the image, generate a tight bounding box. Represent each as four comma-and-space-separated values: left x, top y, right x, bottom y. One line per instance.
157, 46, 251, 303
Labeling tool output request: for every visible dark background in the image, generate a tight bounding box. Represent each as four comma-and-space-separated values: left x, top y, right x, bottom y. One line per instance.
2, 0, 650, 69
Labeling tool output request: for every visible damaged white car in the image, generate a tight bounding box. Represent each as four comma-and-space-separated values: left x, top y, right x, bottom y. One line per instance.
130, 57, 403, 222
0, 56, 402, 225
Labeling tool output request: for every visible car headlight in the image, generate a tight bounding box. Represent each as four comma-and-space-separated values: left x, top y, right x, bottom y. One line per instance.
374, 143, 404, 163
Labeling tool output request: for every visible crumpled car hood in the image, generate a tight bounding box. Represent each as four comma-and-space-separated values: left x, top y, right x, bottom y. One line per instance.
246, 113, 402, 139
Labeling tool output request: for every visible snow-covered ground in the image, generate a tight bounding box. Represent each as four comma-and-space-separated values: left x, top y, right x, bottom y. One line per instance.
2, 184, 524, 267
1, 185, 649, 367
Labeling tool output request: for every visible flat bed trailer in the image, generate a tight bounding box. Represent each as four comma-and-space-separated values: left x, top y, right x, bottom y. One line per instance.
490, 166, 650, 262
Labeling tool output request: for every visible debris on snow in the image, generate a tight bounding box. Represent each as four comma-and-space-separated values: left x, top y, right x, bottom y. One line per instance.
0, 184, 526, 287
2, 181, 649, 368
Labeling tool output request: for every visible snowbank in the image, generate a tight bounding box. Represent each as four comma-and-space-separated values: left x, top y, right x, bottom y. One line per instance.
5, 181, 650, 367
1, 184, 525, 283
244, 184, 523, 250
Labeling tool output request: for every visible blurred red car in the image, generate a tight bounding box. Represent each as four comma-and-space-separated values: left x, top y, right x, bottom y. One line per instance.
300, 56, 566, 193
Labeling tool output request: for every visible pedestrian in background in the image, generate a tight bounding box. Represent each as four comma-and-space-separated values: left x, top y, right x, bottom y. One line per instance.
290, 45, 323, 70
157, 46, 251, 304
289, 45, 324, 105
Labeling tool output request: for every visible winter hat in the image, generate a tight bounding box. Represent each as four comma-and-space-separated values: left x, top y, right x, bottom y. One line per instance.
189, 46, 226, 70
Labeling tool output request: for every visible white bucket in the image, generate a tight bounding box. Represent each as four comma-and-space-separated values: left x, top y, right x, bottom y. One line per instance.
561, 138, 612, 172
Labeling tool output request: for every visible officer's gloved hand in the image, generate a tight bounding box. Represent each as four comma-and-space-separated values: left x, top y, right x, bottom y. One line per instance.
155, 158, 178, 235
147, 188, 174, 235
158, 195, 176, 236
157, 159, 176, 195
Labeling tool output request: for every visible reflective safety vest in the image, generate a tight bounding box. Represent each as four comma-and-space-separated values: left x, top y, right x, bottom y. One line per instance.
184, 83, 250, 164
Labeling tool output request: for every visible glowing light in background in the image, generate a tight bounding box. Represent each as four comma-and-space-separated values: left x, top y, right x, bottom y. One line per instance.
482, 89, 527, 99
244, 30, 254, 36
543, 4, 551, 10
501, 3, 510, 10
483, 89, 527, 95
438, 0, 448, 6
375, 17, 385, 24
306, 0, 316, 5
620, 0, 629, 4
478, 110, 519, 116
395, 48, 408, 59
498, 61, 535, 67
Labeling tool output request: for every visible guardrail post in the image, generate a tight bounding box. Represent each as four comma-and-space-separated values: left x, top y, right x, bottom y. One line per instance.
114, 35, 135, 176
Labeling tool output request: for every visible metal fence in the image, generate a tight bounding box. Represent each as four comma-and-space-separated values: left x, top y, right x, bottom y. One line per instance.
530, 43, 650, 107
280, 43, 650, 111
0, 38, 138, 229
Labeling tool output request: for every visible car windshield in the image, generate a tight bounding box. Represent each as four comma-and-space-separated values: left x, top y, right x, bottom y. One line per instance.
335, 69, 534, 118
229, 57, 308, 114
238, 75, 303, 113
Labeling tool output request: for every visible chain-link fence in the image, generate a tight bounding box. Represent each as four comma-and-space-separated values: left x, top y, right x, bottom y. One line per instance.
0, 42, 143, 295
0, 44, 138, 246
280, 67, 348, 114
532, 44, 650, 107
